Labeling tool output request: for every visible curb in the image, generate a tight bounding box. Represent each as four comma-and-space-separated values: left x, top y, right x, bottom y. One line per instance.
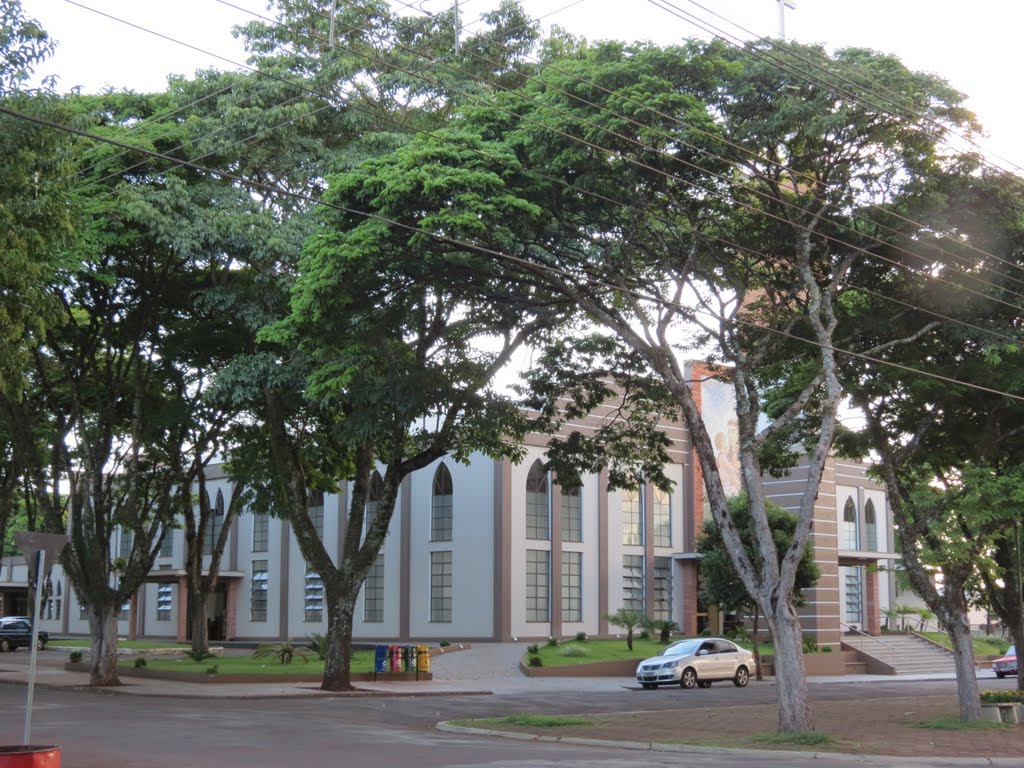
436, 721, 1022, 765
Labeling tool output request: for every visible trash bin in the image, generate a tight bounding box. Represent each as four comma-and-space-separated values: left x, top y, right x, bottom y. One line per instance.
389, 645, 402, 672
416, 645, 430, 673
406, 645, 417, 672
374, 645, 388, 674
0, 745, 61, 767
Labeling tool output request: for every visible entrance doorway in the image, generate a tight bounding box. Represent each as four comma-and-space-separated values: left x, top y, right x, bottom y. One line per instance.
186, 584, 228, 641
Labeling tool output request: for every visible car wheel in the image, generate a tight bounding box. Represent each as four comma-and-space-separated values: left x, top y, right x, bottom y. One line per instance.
35, 639, 45, 651
0, 638, 11, 652
698, 680, 713, 688
733, 666, 750, 688
641, 683, 656, 689
995, 671, 1006, 679
680, 668, 697, 689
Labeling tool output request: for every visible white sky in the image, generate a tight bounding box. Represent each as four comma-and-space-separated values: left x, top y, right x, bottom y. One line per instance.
19, 0, 1022, 170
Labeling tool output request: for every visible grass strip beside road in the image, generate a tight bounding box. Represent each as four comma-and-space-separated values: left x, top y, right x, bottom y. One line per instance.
121, 651, 375, 675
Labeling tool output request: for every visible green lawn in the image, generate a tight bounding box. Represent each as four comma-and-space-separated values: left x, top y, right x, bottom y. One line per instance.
918, 632, 1010, 656
121, 651, 376, 676
54, 639, 190, 650
525, 637, 681, 667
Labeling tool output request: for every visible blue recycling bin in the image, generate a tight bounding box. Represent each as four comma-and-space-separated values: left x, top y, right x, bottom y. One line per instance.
374, 644, 388, 673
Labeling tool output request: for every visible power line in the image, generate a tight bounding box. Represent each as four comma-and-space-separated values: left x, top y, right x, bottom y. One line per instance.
71, 0, 1024, 313
49, 0, 1024, 348
4, 101, 1023, 405
375, 0, 1024, 300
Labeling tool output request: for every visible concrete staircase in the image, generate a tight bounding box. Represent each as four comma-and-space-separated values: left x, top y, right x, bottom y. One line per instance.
842, 632, 956, 675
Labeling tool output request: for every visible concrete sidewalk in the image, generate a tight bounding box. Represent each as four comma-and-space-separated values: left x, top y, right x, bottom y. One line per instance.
0, 643, 1006, 698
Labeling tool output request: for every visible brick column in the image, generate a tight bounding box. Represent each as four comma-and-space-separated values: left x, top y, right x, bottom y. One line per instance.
225, 580, 238, 640
176, 577, 187, 642
681, 561, 698, 636
865, 566, 880, 636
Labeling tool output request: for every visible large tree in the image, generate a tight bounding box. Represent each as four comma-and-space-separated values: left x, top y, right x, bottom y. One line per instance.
341, 38, 975, 731
837, 166, 1024, 708
204, 0, 551, 691
697, 493, 820, 680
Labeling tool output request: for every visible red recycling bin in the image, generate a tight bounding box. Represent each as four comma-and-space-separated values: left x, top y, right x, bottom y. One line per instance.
389, 645, 402, 672
0, 746, 61, 767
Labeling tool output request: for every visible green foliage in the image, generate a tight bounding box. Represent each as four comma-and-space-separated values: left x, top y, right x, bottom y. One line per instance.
307, 633, 328, 661
696, 493, 820, 613
546, 637, 558, 648
206, 665, 219, 675
252, 642, 311, 665
133, 657, 147, 669
68, 650, 83, 663
915, 717, 1007, 731
0, 0, 54, 95
801, 637, 818, 654
526, 644, 539, 654
980, 690, 1024, 704
439, 640, 451, 647
605, 609, 649, 651
184, 649, 215, 663
501, 714, 591, 728
528, 655, 543, 667
750, 732, 836, 746
575, 632, 587, 642
559, 644, 589, 658
645, 618, 680, 644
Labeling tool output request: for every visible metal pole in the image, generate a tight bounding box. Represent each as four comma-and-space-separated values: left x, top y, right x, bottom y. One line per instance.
776, 1, 796, 41
329, 2, 337, 47
454, 0, 460, 54
1016, 520, 1023, 655
23, 550, 45, 745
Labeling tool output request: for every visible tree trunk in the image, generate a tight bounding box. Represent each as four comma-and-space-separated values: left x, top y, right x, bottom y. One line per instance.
87, 605, 121, 686
321, 587, 356, 692
762, 600, 813, 732
189, 586, 210, 658
948, 612, 982, 721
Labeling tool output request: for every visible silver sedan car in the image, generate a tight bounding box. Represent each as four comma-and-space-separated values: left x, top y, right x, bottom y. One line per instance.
636, 637, 754, 689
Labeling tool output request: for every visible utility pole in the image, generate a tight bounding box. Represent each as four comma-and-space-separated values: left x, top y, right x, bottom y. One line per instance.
454, 0, 461, 54
776, 0, 796, 41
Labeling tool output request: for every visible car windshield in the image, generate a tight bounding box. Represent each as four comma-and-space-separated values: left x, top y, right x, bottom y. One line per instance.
661, 640, 702, 657
1007, 645, 1016, 657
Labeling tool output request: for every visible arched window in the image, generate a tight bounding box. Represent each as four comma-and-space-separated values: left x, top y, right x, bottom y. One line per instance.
525, 460, 549, 540
431, 463, 454, 542
365, 472, 384, 535
842, 497, 858, 550
864, 499, 878, 551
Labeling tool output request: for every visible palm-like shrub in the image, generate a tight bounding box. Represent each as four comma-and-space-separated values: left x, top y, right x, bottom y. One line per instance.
253, 641, 311, 665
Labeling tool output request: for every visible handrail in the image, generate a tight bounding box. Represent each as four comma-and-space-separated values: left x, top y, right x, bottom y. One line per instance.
840, 621, 897, 669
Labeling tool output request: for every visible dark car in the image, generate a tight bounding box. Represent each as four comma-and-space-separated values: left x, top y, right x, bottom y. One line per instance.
0, 617, 48, 651
993, 645, 1017, 679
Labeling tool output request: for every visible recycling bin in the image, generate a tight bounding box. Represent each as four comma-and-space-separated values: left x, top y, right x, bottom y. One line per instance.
416, 645, 430, 673
374, 645, 388, 674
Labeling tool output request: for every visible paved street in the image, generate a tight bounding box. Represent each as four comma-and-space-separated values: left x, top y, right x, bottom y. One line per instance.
0, 645, 1015, 768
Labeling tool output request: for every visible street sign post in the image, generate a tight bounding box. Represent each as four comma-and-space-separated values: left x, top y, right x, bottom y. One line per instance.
14, 532, 68, 745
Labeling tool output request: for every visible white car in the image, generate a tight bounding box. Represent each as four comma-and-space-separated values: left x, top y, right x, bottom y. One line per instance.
636, 637, 754, 689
